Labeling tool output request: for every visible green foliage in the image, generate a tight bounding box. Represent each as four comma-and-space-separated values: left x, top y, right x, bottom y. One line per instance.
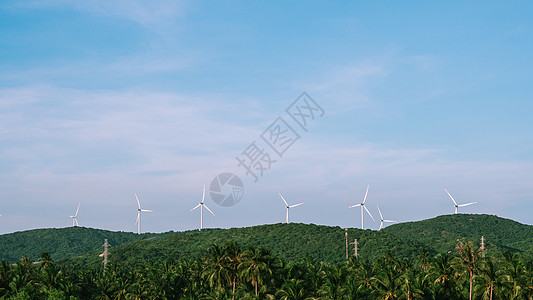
60, 223, 429, 268
1, 242, 533, 299
383, 214, 533, 258
0, 226, 172, 263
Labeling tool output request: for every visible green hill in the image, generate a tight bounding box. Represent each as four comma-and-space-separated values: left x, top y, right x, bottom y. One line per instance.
382, 214, 533, 257
3, 214, 533, 267
0, 226, 171, 262
63, 223, 430, 267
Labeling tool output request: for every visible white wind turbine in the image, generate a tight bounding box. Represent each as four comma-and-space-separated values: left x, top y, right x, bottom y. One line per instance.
349, 184, 375, 229
190, 184, 215, 230
279, 193, 304, 224
377, 204, 397, 230
69, 202, 80, 227
445, 188, 477, 214
135, 193, 153, 234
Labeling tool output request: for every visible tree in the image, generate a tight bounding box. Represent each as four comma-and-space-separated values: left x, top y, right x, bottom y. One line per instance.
455, 241, 481, 300
276, 279, 306, 300
239, 246, 274, 296
477, 258, 500, 300
429, 253, 457, 298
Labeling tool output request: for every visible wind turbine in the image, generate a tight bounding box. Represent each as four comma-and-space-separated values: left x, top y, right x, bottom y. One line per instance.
190, 184, 215, 230
445, 188, 477, 214
348, 184, 375, 229
279, 193, 304, 224
135, 193, 153, 234
69, 202, 80, 227
377, 204, 397, 230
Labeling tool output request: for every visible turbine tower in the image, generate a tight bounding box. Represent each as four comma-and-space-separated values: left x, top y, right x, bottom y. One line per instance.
135, 193, 153, 234
445, 188, 477, 214
190, 184, 215, 230
69, 202, 80, 227
349, 184, 375, 229
279, 193, 303, 224
377, 204, 397, 230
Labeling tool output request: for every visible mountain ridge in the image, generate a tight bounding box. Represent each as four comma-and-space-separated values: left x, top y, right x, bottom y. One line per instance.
2, 214, 533, 265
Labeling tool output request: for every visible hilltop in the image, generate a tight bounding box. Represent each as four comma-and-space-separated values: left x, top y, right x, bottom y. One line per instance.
2, 214, 533, 267
63, 223, 429, 267
0, 226, 172, 263
383, 213, 533, 257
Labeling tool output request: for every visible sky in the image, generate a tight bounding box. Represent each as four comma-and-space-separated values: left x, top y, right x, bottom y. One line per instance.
1, 1, 533, 235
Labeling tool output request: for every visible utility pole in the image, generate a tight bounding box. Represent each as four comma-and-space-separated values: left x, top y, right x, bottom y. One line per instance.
100, 239, 110, 272
350, 238, 358, 258
345, 228, 348, 260
480, 236, 485, 258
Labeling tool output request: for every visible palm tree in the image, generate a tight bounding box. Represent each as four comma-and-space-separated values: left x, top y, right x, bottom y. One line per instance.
371, 257, 402, 300
416, 249, 431, 272
455, 241, 482, 300
400, 266, 425, 300
319, 264, 346, 299
276, 278, 306, 300
501, 252, 525, 299
429, 253, 456, 298
38, 252, 54, 268
239, 246, 273, 296
348, 258, 375, 297
477, 257, 500, 300
224, 242, 243, 299
203, 244, 231, 290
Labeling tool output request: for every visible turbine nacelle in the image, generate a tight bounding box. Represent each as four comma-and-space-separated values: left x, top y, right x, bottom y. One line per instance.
445, 188, 477, 214
70, 202, 80, 227
377, 204, 397, 230
349, 184, 375, 229
135, 193, 153, 234
190, 184, 215, 231
279, 193, 303, 224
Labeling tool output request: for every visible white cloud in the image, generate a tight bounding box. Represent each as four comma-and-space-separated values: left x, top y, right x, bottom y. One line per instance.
7, 0, 187, 28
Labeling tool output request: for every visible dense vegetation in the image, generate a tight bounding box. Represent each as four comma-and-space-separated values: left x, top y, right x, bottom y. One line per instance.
0, 227, 171, 263
65, 223, 430, 268
2, 241, 533, 299
383, 214, 533, 258
2, 214, 533, 298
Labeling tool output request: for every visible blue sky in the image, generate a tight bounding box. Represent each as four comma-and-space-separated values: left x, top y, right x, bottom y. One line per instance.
1, 1, 533, 234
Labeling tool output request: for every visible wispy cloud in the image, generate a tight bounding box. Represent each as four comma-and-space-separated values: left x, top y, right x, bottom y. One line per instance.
7, 0, 187, 28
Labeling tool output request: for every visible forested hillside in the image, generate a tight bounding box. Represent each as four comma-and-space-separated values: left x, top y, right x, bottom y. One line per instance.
3, 214, 533, 267
383, 214, 533, 257
0, 227, 171, 262
64, 223, 430, 267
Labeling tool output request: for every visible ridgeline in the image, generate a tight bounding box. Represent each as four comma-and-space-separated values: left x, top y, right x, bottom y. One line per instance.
1, 214, 532, 267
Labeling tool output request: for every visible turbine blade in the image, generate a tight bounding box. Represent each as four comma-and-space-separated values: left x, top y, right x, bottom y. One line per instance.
458, 202, 477, 207
444, 188, 458, 206
384, 220, 397, 223
204, 205, 216, 216
202, 184, 206, 203
135, 212, 140, 225
364, 205, 375, 222
75, 219, 79, 226
135, 193, 141, 209
289, 203, 304, 208
349, 204, 362, 208
362, 184, 369, 204
279, 193, 289, 207
141, 209, 154, 212
190, 204, 201, 211
379, 222, 383, 230
377, 204, 383, 220
75, 202, 80, 217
